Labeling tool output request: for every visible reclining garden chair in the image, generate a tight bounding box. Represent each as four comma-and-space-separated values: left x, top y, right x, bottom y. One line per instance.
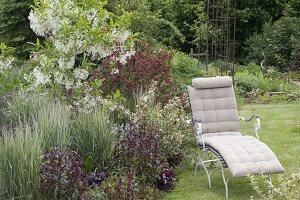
187, 76, 284, 198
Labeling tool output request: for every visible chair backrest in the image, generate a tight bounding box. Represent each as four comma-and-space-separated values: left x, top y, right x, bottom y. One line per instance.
187, 76, 240, 134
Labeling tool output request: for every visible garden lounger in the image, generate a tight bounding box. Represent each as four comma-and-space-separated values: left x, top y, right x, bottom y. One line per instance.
187, 76, 284, 198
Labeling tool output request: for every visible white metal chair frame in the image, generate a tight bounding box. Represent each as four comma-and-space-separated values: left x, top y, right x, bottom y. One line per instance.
191, 115, 273, 198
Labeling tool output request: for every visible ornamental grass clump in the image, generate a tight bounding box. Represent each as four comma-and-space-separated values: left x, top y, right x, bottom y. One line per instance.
71, 108, 116, 170
37, 99, 72, 151
0, 123, 42, 199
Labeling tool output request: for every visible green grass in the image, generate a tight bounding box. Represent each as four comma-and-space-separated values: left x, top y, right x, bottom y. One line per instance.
163, 103, 300, 200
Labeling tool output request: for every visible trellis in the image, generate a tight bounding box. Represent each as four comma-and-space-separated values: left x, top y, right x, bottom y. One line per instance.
190, 0, 236, 81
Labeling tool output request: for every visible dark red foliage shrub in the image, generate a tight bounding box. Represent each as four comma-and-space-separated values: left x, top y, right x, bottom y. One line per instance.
156, 166, 177, 190
88, 168, 110, 189
92, 43, 179, 104
40, 149, 89, 199
167, 153, 183, 167
114, 122, 166, 184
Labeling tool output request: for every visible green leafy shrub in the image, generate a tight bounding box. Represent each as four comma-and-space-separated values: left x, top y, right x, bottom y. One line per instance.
235, 71, 284, 96
0, 123, 42, 199
171, 51, 203, 85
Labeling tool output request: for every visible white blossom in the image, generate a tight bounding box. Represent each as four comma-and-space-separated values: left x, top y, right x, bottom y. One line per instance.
110, 68, 119, 75
87, 44, 112, 60
83, 8, 99, 28
118, 50, 135, 65
0, 56, 14, 72
58, 56, 75, 70
28, 11, 49, 37
32, 67, 50, 86
74, 68, 89, 80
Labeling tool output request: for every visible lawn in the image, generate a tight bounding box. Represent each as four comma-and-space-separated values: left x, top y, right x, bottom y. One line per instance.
163, 103, 300, 200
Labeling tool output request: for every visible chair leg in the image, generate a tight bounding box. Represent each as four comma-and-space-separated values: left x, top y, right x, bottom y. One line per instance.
195, 150, 212, 188
267, 175, 273, 194
221, 166, 232, 198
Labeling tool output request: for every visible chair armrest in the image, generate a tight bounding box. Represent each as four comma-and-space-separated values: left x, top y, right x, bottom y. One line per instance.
240, 115, 261, 140
188, 119, 205, 149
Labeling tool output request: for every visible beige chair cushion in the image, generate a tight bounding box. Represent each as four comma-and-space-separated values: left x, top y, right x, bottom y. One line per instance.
203, 135, 285, 178
192, 76, 233, 89
188, 76, 240, 134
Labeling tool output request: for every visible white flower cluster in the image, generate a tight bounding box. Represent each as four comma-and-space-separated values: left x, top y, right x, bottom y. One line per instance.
74, 68, 89, 80
32, 67, 51, 86
27, 0, 136, 110
0, 56, 14, 73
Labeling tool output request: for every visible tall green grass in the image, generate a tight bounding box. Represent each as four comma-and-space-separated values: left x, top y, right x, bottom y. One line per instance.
0, 123, 42, 199
5, 91, 72, 150
5, 91, 48, 123
37, 100, 72, 151
72, 108, 116, 169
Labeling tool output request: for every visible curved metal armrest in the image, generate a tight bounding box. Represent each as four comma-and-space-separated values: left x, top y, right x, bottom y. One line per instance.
239, 115, 261, 140
188, 118, 206, 149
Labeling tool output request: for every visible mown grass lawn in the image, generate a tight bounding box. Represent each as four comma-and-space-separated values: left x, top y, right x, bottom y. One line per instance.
163, 103, 300, 200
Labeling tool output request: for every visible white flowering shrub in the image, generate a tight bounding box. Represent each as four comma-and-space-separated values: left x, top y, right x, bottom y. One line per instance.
0, 43, 15, 73
26, 0, 135, 110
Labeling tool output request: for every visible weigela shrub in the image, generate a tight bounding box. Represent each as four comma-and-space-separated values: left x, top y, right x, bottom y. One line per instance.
94, 43, 179, 105
131, 82, 193, 160
40, 149, 89, 199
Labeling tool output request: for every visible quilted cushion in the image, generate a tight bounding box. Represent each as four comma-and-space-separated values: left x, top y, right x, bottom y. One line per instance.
192, 76, 232, 89
188, 77, 240, 134
203, 135, 285, 178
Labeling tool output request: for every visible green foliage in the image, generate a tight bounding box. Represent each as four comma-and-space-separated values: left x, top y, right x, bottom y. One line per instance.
0, 0, 35, 58
107, 0, 206, 52
251, 172, 300, 200
0, 66, 27, 95
90, 171, 161, 200
236, 0, 286, 60
235, 71, 284, 96
245, 17, 300, 71
0, 124, 42, 199
171, 51, 204, 85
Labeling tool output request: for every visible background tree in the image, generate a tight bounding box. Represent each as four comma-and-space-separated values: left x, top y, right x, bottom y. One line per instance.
0, 0, 36, 59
